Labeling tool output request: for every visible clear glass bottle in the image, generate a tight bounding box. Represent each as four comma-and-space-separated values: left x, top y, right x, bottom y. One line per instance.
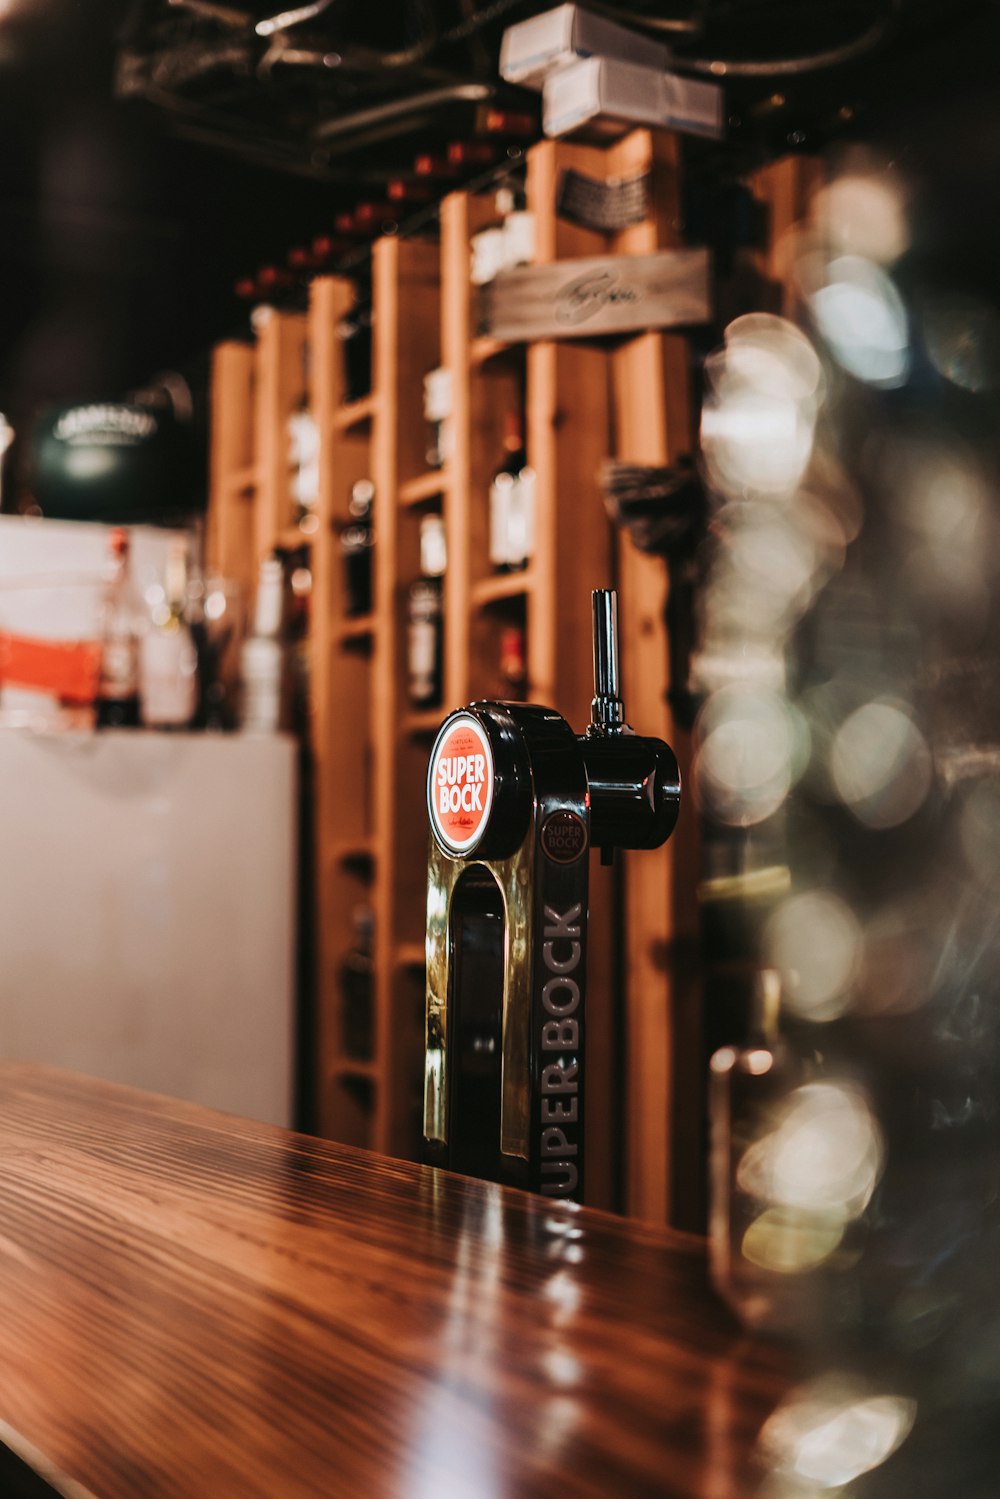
489, 411, 534, 573
240, 556, 286, 734
96, 527, 142, 729
139, 539, 197, 730
423, 368, 453, 472
496, 180, 535, 272
471, 179, 534, 288
407, 515, 446, 708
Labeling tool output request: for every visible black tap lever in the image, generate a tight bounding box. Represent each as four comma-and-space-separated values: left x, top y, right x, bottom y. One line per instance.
581, 588, 681, 863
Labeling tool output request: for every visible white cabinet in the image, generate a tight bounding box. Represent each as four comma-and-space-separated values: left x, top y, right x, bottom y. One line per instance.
0, 730, 297, 1127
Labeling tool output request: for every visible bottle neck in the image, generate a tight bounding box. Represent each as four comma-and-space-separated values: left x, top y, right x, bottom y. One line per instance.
164, 548, 188, 626
500, 416, 525, 463
254, 563, 285, 638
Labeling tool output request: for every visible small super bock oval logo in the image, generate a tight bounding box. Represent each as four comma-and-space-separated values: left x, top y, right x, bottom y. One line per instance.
540, 810, 588, 864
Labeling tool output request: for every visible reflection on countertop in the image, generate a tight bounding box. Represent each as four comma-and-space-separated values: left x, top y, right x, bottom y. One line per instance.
0, 1063, 789, 1499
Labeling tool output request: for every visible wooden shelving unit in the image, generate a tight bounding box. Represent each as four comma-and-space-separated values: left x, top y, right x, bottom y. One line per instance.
306, 238, 443, 1155
207, 309, 308, 608
413, 143, 620, 1203
206, 129, 816, 1220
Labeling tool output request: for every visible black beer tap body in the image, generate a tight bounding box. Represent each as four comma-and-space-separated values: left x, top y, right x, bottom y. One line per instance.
582, 733, 681, 853
423, 590, 681, 1202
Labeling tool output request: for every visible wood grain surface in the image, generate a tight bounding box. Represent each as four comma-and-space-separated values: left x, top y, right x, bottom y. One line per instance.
0, 1065, 790, 1499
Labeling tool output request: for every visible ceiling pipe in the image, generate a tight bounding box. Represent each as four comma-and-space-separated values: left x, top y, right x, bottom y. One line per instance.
313, 81, 493, 141
166, 0, 251, 28
256, 0, 340, 39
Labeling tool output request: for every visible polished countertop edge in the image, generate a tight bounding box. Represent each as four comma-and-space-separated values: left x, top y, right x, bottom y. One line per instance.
0, 1062, 789, 1499
0, 1419, 98, 1499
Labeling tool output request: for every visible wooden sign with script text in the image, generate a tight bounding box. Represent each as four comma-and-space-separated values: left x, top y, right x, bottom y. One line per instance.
481, 249, 712, 343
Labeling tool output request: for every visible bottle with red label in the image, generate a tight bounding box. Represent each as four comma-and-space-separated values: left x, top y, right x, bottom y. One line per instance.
96, 527, 142, 729
474, 104, 538, 141
498, 623, 527, 700
407, 514, 446, 708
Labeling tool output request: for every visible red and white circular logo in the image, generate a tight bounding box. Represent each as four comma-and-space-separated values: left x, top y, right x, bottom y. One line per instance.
428, 714, 495, 854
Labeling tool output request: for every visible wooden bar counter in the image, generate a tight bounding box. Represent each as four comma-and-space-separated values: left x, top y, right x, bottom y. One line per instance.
0, 1064, 789, 1498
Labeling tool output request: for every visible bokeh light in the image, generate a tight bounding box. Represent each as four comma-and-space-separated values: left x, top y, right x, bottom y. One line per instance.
738, 1082, 883, 1220
761, 1379, 916, 1489
701, 314, 823, 499
742, 1207, 847, 1275
812, 166, 909, 265
830, 701, 932, 829
921, 292, 1000, 394
695, 685, 803, 826
765, 891, 863, 1021
807, 254, 910, 388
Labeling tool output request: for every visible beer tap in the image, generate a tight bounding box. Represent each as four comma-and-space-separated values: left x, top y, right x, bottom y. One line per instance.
423, 589, 680, 1201
583, 588, 682, 864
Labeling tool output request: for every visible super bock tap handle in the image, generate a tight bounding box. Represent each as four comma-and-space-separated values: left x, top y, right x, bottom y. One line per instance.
581, 588, 681, 854
589, 588, 626, 736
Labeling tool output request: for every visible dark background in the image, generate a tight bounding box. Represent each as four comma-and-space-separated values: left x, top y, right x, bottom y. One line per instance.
0, 0, 332, 435
2, 0, 999, 498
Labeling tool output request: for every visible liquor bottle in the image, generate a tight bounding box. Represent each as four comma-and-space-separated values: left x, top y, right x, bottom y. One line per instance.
337, 290, 373, 404
498, 623, 527, 700
407, 514, 446, 708
495, 179, 535, 272
474, 104, 538, 140
340, 480, 375, 617
257, 264, 307, 313
96, 528, 142, 729
423, 368, 453, 472
352, 202, 398, 235
233, 266, 304, 320
471, 177, 534, 285
240, 556, 286, 734
310, 234, 350, 270
288, 244, 340, 280
708, 969, 804, 1330
386, 177, 435, 206
446, 140, 501, 169
257, 264, 295, 298
183, 548, 211, 732
341, 905, 375, 1060
139, 539, 198, 730
199, 575, 242, 733
413, 153, 462, 184
489, 410, 535, 573
286, 550, 312, 742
